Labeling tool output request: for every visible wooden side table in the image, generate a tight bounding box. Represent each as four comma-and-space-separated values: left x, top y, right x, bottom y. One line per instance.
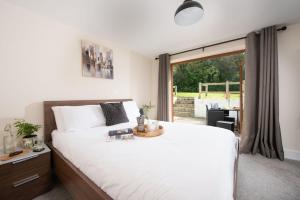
0, 145, 52, 200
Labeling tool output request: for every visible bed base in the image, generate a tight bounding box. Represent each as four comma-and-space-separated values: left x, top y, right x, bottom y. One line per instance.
49, 143, 112, 200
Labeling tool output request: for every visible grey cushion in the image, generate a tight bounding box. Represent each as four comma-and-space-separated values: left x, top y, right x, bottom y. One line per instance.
100, 103, 129, 126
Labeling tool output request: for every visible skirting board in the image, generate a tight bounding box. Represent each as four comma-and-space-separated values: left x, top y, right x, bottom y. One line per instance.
284, 149, 300, 161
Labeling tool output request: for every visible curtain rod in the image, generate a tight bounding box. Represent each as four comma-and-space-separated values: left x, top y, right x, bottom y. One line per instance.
155, 26, 287, 60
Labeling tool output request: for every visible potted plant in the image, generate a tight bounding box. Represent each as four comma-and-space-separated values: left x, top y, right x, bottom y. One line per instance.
141, 101, 155, 119
141, 102, 158, 131
14, 120, 41, 149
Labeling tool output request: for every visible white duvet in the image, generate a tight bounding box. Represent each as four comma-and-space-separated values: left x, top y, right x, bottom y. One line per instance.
52, 121, 238, 200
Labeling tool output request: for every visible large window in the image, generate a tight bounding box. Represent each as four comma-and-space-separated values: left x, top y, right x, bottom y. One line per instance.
171, 51, 245, 128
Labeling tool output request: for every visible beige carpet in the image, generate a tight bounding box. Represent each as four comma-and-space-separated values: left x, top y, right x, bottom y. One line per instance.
34, 154, 300, 200
237, 154, 300, 200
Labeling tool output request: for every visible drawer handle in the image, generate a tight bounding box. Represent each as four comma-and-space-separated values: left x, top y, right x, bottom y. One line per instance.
13, 174, 40, 188
12, 154, 39, 164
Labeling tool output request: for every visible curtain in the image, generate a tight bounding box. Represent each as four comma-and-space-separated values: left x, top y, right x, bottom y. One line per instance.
157, 54, 170, 121
240, 26, 284, 160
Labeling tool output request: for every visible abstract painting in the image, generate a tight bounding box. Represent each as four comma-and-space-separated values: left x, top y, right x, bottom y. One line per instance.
81, 40, 113, 79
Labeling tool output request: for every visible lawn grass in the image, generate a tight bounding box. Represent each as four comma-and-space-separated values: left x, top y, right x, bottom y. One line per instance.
176, 92, 240, 99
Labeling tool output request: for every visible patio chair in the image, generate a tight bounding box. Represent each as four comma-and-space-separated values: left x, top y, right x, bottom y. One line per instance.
206, 105, 225, 126
206, 105, 235, 128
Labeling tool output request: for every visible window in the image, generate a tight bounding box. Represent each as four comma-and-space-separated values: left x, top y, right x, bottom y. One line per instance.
171, 51, 245, 131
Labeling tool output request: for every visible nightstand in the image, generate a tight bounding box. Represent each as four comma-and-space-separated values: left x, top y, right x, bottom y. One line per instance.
0, 145, 52, 200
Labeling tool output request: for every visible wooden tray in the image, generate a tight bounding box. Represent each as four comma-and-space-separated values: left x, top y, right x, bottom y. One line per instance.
0, 149, 31, 161
133, 125, 164, 137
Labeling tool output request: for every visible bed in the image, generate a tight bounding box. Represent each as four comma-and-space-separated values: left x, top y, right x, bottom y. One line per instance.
44, 99, 239, 200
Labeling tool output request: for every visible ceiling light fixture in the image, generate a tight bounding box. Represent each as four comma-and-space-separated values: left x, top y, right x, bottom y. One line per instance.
174, 0, 204, 26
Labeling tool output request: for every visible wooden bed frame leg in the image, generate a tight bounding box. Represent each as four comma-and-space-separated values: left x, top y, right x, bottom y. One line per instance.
233, 138, 240, 200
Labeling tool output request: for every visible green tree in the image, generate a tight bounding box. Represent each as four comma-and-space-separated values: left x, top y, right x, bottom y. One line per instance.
173, 53, 245, 92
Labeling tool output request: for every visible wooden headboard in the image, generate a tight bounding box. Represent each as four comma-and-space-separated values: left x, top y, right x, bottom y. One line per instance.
43, 99, 132, 143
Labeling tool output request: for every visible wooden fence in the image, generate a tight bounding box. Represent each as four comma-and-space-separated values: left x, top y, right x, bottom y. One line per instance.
173, 86, 178, 96
199, 81, 245, 99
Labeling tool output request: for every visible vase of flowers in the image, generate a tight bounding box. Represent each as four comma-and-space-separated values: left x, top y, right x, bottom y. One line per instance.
14, 120, 41, 149
141, 102, 159, 131
141, 102, 155, 119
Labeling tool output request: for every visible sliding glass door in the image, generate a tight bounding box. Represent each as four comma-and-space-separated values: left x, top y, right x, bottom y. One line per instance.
171, 50, 245, 132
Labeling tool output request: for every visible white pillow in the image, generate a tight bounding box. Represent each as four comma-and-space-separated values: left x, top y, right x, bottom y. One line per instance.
123, 100, 140, 122
52, 106, 65, 131
52, 105, 106, 131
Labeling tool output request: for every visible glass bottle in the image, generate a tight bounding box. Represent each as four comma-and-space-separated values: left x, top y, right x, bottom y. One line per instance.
136, 115, 145, 132
3, 124, 16, 154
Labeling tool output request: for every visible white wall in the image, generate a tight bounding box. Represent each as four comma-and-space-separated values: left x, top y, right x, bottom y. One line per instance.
151, 60, 159, 119
278, 23, 300, 159
0, 1, 153, 145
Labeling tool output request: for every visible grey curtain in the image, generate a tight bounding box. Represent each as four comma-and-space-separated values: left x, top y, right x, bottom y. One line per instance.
157, 54, 170, 121
240, 26, 284, 160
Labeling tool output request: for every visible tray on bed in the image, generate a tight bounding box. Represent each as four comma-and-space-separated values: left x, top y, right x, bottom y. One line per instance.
133, 125, 164, 137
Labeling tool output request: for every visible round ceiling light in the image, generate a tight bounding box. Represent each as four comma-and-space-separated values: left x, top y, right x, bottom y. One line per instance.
174, 0, 204, 26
